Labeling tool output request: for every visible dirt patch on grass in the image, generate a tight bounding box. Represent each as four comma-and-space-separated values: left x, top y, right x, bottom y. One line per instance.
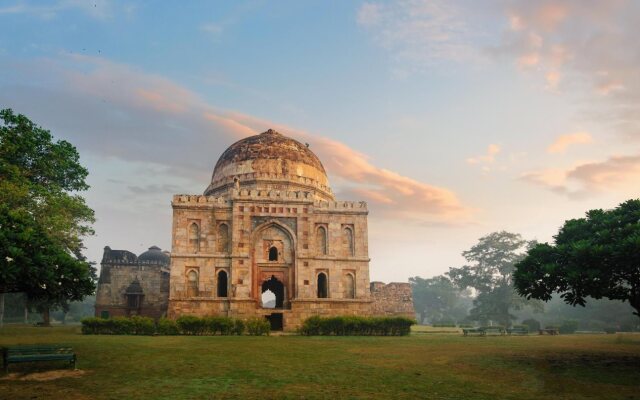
1, 369, 87, 381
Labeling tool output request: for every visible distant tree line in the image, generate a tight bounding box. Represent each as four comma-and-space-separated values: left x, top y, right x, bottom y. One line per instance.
412, 200, 640, 331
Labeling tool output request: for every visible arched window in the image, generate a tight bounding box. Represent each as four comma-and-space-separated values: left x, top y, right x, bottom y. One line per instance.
343, 226, 354, 256
344, 273, 355, 299
217, 270, 228, 297
187, 270, 199, 297
317, 272, 328, 298
316, 226, 327, 255
189, 223, 200, 253
217, 224, 229, 253
268, 246, 278, 261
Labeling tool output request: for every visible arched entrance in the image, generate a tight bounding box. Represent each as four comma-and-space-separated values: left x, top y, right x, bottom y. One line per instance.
261, 275, 284, 308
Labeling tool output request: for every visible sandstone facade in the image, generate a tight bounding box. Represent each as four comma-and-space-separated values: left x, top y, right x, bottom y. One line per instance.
370, 281, 415, 318
95, 246, 170, 319
163, 129, 413, 330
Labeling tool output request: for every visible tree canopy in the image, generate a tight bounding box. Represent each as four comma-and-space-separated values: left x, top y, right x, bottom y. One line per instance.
409, 275, 471, 324
0, 109, 95, 325
514, 199, 640, 318
447, 231, 540, 327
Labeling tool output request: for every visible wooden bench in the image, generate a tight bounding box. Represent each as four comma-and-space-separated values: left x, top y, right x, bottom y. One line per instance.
2, 345, 76, 373
462, 328, 484, 336
539, 328, 559, 335
507, 327, 529, 335
482, 326, 506, 336
463, 327, 506, 336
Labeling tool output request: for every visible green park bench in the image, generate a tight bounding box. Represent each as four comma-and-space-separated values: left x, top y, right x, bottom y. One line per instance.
507, 327, 529, 335
462, 327, 506, 336
462, 327, 484, 336
2, 345, 76, 373
481, 326, 506, 336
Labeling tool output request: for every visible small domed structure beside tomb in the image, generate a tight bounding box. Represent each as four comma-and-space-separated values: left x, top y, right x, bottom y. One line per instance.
168, 129, 413, 331
95, 246, 170, 319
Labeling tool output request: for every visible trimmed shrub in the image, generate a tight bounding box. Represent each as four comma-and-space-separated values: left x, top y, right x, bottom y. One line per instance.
176, 315, 207, 335
204, 316, 235, 335
130, 316, 155, 335
157, 318, 179, 335
522, 318, 541, 332
81, 317, 102, 334
299, 316, 415, 336
246, 318, 270, 336
232, 319, 245, 335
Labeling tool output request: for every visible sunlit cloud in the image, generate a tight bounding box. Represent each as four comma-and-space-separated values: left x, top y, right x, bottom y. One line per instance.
494, 0, 640, 140
466, 144, 501, 172
522, 153, 640, 199
356, 0, 477, 75
547, 132, 593, 154
0, 54, 468, 224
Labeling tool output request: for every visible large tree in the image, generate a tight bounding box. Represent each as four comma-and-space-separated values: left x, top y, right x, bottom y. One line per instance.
514, 199, 640, 319
447, 231, 540, 327
409, 275, 470, 324
0, 109, 95, 326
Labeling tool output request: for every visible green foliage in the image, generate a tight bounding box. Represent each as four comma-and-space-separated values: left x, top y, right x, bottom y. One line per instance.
176, 316, 207, 335
245, 318, 271, 336
514, 199, 640, 319
80, 316, 155, 335
157, 318, 179, 335
0, 109, 95, 323
447, 231, 541, 327
559, 320, 579, 334
522, 318, 541, 332
299, 316, 415, 336
82, 316, 250, 336
204, 316, 235, 335
232, 318, 245, 335
409, 275, 471, 324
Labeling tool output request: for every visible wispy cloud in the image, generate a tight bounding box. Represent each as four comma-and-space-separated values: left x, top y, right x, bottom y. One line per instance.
466, 144, 501, 172
356, 0, 478, 75
522, 153, 640, 199
492, 0, 640, 140
0, 0, 121, 20
0, 54, 468, 224
547, 132, 593, 154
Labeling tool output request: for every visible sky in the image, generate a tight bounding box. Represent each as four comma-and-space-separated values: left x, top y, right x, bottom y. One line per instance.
1, 0, 639, 283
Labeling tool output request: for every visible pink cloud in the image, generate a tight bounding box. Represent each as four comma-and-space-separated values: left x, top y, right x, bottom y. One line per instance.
496, 1, 640, 139
522, 153, 640, 198
547, 132, 593, 153
9, 54, 468, 224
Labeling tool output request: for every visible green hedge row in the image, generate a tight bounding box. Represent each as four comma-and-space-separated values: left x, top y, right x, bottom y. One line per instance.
81, 316, 156, 335
81, 316, 270, 336
299, 316, 415, 336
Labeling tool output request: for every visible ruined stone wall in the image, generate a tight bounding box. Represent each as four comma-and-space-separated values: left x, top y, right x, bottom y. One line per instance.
95, 264, 169, 319
370, 281, 415, 319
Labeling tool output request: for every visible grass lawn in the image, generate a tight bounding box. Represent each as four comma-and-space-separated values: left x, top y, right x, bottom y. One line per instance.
1, 325, 639, 400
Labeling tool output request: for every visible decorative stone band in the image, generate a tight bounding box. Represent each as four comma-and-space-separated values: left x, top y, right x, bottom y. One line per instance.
204, 172, 334, 199
172, 193, 368, 214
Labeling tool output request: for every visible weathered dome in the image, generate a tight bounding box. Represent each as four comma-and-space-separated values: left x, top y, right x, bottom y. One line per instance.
138, 246, 170, 266
204, 129, 334, 200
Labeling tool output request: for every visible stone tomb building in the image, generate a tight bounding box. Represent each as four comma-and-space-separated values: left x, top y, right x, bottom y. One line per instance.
168, 129, 412, 330
95, 246, 170, 319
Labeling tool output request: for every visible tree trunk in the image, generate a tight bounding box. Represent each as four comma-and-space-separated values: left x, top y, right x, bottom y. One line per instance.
24, 305, 28, 324
42, 307, 51, 326
0, 293, 5, 329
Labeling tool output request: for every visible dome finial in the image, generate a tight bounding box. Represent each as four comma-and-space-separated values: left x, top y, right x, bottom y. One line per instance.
262, 128, 280, 135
